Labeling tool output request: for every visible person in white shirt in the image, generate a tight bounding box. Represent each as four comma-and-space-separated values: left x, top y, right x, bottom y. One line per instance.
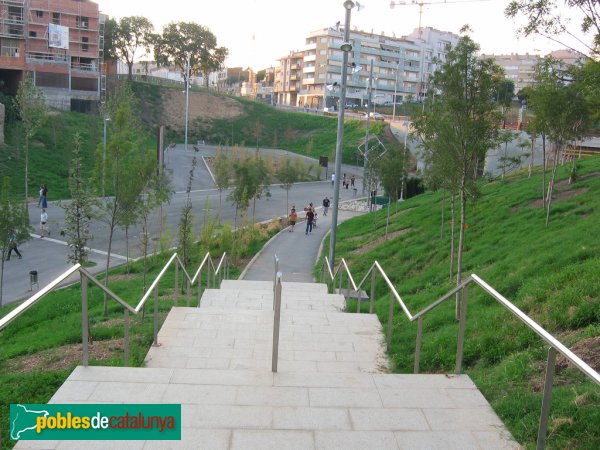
40, 209, 49, 237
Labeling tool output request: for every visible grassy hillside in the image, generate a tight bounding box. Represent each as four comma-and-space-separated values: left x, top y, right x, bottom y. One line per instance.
1, 81, 391, 200
326, 157, 600, 449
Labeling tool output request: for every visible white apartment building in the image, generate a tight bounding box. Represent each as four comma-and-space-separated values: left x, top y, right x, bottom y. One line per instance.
274, 26, 460, 109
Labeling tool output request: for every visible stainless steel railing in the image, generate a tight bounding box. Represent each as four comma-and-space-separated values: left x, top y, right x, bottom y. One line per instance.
320, 256, 600, 450
0, 252, 228, 367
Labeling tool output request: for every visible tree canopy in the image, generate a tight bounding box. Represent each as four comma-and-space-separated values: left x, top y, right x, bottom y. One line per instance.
153, 22, 228, 86
108, 16, 154, 79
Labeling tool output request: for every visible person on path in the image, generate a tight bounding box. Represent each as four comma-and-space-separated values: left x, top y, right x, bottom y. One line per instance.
331, 173, 335, 187
350, 175, 355, 188
305, 206, 315, 235
40, 208, 49, 237
6, 233, 22, 260
322, 196, 330, 216
37, 185, 44, 207
288, 207, 298, 232
41, 184, 48, 208
342, 173, 347, 189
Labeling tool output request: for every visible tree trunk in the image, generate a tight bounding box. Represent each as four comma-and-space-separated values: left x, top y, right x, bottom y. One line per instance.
440, 190, 445, 240
528, 135, 535, 178
103, 225, 115, 314
125, 225, 130, 273
456, 172, 467, 321
0, 255, 5, 306
127, 61, 134, 80
502, 141, 508, 180
542, 133, 546, 207
449, 193, 456, 281
545, 144, 561, 227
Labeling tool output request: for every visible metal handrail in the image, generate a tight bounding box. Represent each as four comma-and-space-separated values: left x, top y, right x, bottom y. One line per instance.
320, 256, 600, 449
0, 252, 228, 367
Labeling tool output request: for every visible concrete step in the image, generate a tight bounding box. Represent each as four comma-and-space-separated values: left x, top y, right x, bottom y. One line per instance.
144, 306, 388, 373
19, 367, 518, 449
200, 288, 345, 312
220, 279, 330, 294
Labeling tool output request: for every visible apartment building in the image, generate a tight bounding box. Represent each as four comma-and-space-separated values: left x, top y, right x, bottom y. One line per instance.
0, 0, 104, 111
274, 26, 459, 109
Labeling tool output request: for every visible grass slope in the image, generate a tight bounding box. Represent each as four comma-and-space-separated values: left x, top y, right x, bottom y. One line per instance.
326, 157, 600, 449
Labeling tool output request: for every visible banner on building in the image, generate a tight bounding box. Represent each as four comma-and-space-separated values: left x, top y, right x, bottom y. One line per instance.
48, 24, 69, 50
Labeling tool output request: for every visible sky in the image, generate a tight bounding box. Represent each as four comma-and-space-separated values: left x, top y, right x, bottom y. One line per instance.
98, 0, 590, 70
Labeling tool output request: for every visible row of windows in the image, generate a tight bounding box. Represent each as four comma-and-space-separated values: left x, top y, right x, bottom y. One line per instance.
27, 30, 90, 50
33, 11, 89, 28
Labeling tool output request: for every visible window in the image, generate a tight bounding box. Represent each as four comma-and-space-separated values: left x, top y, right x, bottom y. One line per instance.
82, 36, 89, 51
76, 16, 89, 29
52, 13, 60, 25
0, 38, 19, 57
29, 31, 37, 37
35, 10, 43, 18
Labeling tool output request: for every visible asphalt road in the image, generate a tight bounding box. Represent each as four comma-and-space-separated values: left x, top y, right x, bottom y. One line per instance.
1, 145, 364, 306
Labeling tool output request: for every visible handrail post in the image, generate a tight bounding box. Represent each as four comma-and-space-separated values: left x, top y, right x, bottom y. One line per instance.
387, 291, 394, 351
272, 273, 283, 372
414, 316, 423, 374
537, 346, 557, 450
175, 263, 179, 306
81, 273, 89, 367
123, 309, 130, 367
370, 269, 376, 314
197, 272, 202, 307
455, 284, 469, 374
153, 286, 159, 346
186, 279, 191, 306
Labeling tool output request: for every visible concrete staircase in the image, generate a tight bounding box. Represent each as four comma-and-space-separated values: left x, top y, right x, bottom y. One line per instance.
17, 280, 518, 449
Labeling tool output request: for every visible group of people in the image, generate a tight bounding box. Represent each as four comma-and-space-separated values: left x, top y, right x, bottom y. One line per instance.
287, 196, 331, 235
330, 173, 356, 190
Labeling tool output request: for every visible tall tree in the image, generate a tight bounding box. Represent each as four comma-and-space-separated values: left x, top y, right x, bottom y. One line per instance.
153, 22, 228, 86
372, 144, 408, 202
61, 134, 97, 265
178, 158, 197, 268
112, 16, 154, 80
0, 177, 31, 306
412, 32, 503, 294
15, 77, 47, 210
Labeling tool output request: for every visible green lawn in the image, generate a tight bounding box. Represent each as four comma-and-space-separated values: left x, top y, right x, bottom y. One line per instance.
323, 157, 600, 449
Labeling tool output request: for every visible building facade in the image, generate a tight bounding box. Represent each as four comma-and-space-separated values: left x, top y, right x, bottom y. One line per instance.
274, 26, 459, 109
0, 0, 103, 111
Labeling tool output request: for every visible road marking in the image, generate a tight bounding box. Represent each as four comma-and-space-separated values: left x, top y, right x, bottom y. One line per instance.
29, 234, 128, 260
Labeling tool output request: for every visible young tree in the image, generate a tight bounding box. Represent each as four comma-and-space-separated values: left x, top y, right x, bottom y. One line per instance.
276, 156, 300, 215
212, 149, 232, 220
97, 83, 148, 313
412, 33, 503, 293
153, 22, 228, 87
111, 16, 154, 80
178, 157, 197, 267
527, 58, 590, 225
61, 134, 97, 265
372, 144, 408, 202
15, 77, 47, 210
0, 177, 31, 306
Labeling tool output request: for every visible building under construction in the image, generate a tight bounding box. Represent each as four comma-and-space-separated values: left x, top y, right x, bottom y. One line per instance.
0, 0, 105, 111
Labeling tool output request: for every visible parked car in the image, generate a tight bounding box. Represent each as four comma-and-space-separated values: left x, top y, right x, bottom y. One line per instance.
368, 112, 385, 121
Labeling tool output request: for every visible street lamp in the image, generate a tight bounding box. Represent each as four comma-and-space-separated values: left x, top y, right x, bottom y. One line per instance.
184, 55, 190, 151
329, 0, 357, 270
400, 121, 409, 201
102, 117, 110, 197
392, 56, 402, 122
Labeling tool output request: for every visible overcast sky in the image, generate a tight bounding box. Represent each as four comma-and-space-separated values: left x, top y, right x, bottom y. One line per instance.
99, 0, 589, 70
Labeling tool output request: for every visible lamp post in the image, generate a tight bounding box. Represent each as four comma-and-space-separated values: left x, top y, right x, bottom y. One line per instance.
392, 57, 401, 122
328, 0, 356, 270
102, 117, 110, 197
184, 55, 190, 151
400, 121, 409, 201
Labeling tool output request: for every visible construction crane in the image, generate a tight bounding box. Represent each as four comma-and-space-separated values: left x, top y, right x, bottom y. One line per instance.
390, 0, 492, 39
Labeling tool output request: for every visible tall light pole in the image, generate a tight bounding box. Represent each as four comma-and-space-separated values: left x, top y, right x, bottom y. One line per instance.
102, 117, 110, 197
329, 0, 356, 270
184, 55, 190, 151
362, 60, 374, 195
392, 57, 402, 122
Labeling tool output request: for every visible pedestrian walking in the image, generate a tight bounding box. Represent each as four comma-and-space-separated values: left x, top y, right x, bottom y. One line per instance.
41, 184, 48, 208
6, 233, 22, 260
331, 173, 335, 187
288, 206, 298, 232
305, 205, 315, 235
40, 208, 49, 237
37, 185, 44, 207
350, 175, 355, 187
322, 196, 330, 216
